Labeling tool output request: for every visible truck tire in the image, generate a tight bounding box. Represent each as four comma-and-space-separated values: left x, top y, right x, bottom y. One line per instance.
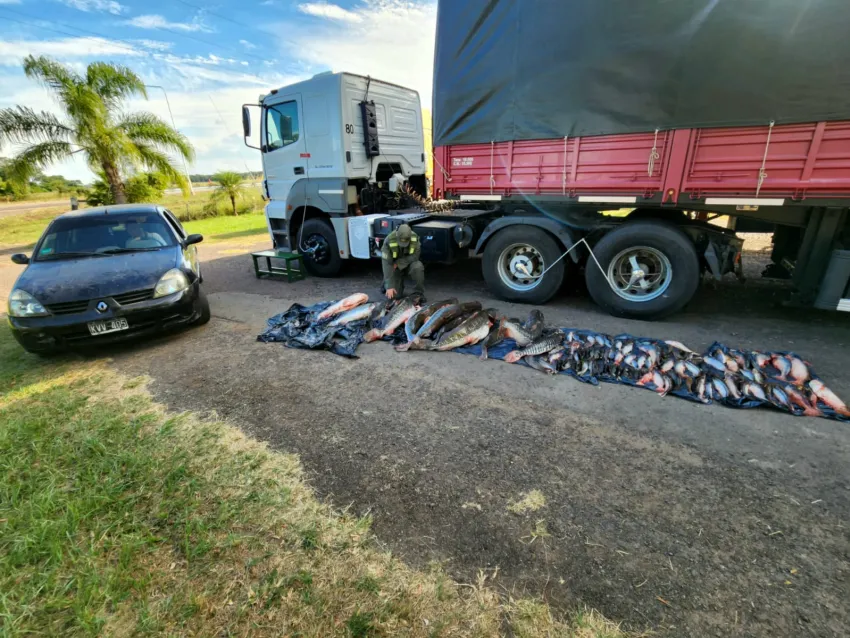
482, 226, 565, 304
299, 218, 342, 277
584, 221, 699, 320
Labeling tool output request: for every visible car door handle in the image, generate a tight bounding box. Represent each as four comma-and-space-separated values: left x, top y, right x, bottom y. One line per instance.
294, 166, 304, 175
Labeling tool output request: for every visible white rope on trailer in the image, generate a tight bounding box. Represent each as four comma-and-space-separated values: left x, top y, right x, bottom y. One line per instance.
513, 237, 620, 295
647, 128, 660, 177
433, 153, 452, 182
756, 120, 775, 197
489, 140, 496, 195
562, 135, 569, 195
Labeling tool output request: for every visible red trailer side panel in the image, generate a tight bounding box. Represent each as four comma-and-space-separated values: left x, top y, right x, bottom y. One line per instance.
433, 121, 850, 204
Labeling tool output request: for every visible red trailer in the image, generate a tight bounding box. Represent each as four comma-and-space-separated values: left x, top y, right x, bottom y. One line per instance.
430, 0, 850, 318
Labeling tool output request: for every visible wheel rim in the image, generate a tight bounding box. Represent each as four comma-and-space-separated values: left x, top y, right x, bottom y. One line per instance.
606, 246, 673, 302
303, 233, 330, 265
497, 243, 545, 291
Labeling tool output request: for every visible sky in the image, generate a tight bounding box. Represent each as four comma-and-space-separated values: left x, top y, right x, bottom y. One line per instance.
0, 0, 437, 182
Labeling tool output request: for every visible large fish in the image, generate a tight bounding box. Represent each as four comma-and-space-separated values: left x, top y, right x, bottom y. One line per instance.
317, 293, 369, 321
417, 301, 482, 341
431, 311, 491, 351
504, 333, 564, 363
363, 297, 419, 342
328, 302, 380, 327
502, 318, 536, 347
785, 386, 823, 417
399, 298, 457, 348
479, 316, 506, 361
526, 354, 558, 375
522, 309, 545, 339
808, 380, 850, 417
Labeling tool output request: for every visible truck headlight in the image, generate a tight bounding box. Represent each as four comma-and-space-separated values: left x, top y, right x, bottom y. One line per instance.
8, 289, 49, 317
153, 269, 189, 298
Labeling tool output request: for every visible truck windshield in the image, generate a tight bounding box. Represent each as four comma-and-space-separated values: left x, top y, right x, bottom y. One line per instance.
35, 213, 176, 261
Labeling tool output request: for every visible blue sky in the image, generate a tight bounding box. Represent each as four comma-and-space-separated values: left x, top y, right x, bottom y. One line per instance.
0, 0, 436, 181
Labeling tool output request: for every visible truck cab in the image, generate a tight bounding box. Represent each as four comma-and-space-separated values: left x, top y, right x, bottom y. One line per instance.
244, 72, 427, 275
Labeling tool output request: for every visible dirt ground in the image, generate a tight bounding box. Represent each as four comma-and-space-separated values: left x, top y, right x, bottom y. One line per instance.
3, 233, 849, 637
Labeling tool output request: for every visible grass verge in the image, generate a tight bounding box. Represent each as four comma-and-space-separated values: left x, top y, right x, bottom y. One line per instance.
0, 327, 631, 636
0, 204, 267, 250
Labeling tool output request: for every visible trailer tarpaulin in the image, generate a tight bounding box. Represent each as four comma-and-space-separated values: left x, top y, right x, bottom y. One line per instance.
432, 0, 850, 146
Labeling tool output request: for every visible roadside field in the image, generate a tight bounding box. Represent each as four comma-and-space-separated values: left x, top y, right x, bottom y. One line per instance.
0, 327, 628, 637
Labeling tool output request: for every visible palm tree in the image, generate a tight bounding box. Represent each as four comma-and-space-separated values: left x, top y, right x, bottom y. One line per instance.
0, 56, 193, 204
210, 171, 244, 215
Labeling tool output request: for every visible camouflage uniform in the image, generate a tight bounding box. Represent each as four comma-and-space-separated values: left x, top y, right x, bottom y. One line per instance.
381, 224, 425, 296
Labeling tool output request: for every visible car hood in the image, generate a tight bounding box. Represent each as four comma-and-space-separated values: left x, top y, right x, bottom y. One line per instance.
15, 248, 180, 304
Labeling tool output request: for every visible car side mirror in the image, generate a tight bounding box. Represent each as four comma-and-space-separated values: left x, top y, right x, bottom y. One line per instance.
11, 253, 29, 265
184, 234, 203, 246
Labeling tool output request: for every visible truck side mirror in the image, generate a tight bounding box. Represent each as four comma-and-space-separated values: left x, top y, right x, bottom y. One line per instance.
242, 106, 251, 138
242, 104, 261, 150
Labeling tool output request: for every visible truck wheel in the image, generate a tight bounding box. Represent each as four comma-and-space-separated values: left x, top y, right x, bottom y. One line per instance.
584, 221, 699, 320
299, 218, 342, 277
482, 226, 565, 304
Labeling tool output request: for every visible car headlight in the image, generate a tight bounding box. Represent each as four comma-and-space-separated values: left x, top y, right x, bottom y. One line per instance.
153, 269, 190, 298
8, 289, 49, 317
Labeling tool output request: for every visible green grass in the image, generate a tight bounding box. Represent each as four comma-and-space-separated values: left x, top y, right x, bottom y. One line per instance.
184, 213, 267, 242
0, 190, 267, 250
0, 327, 632, 637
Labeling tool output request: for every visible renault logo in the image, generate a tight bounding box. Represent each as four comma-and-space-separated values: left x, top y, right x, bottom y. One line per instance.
96, 301, 108, 313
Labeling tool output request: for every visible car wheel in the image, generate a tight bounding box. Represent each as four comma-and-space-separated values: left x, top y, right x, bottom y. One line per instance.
298, 218, 342, 277
584, 221, 699, 320
482, 226, 565, 304
195, 288, 211, 325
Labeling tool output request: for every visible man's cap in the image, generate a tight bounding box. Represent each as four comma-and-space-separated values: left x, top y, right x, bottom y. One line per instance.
397, 224, 412, 246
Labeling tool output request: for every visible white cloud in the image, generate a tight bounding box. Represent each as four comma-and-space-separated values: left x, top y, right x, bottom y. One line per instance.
298, 2, 363, 23
239, 39, 256, 50
58, 0, 126, 14
125, 14, 213, 33
286, 0, 435, 105
0, 0, 23, 5
132, 39, 173, 52
0, 37, 142, 66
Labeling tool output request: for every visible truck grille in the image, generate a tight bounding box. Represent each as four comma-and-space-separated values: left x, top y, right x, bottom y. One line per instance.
45, 288, 154, 315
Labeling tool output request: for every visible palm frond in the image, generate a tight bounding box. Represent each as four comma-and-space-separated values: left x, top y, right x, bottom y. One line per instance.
86, 62, 147, 107
119, 112, 195, 162
132, 143, 188, 193
4, 141, 74, 184
22, 55, 82, 93
0, 106, 74, 145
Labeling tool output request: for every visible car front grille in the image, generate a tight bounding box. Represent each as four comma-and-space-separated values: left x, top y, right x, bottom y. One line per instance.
45, 288, 155, 315
113, 289, 154, 305
45, 300, 90, 315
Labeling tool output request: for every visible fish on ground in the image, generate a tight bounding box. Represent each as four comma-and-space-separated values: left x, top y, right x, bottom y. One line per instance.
416, 301, 482, 342
431, 311, 491, 351
788, 357, 810, 385
328, 302, 380, 327
522, 309, 545, 339
526, 354, 558, 375
809, 379, 850, 416
480, 316, 506, 361
317, 293, 369, 321
364, 297, 419, 342
504, 333, 564, 363
502, 318, 537, 347
400, 298, 458, 348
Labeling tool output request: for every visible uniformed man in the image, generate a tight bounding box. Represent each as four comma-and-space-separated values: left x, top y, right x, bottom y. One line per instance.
381, 224, 425, 301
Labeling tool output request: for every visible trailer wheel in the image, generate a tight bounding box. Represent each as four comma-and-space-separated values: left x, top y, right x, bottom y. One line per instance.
299, 218, 342, 277
482, 226, 565, 304
585, 221, 699, 320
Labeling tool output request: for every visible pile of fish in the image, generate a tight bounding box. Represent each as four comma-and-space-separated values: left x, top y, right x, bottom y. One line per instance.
258, 293, 850, 422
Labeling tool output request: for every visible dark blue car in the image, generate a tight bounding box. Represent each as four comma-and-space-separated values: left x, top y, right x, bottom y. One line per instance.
7, 204, 210, 355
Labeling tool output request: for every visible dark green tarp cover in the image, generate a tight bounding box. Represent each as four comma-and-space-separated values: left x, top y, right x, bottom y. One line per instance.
433, 0, 850, 146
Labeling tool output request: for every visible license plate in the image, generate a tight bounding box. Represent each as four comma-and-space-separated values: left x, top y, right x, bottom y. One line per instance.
87, 318, 129, 336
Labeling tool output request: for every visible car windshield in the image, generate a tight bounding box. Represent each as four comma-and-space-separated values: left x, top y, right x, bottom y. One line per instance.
35, 213, 177, 261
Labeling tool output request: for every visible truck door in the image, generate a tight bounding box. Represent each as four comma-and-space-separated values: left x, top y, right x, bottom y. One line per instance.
262, 94, 307, 204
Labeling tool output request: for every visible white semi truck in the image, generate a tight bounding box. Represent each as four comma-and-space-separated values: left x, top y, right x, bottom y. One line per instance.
242, 71, 744, 319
